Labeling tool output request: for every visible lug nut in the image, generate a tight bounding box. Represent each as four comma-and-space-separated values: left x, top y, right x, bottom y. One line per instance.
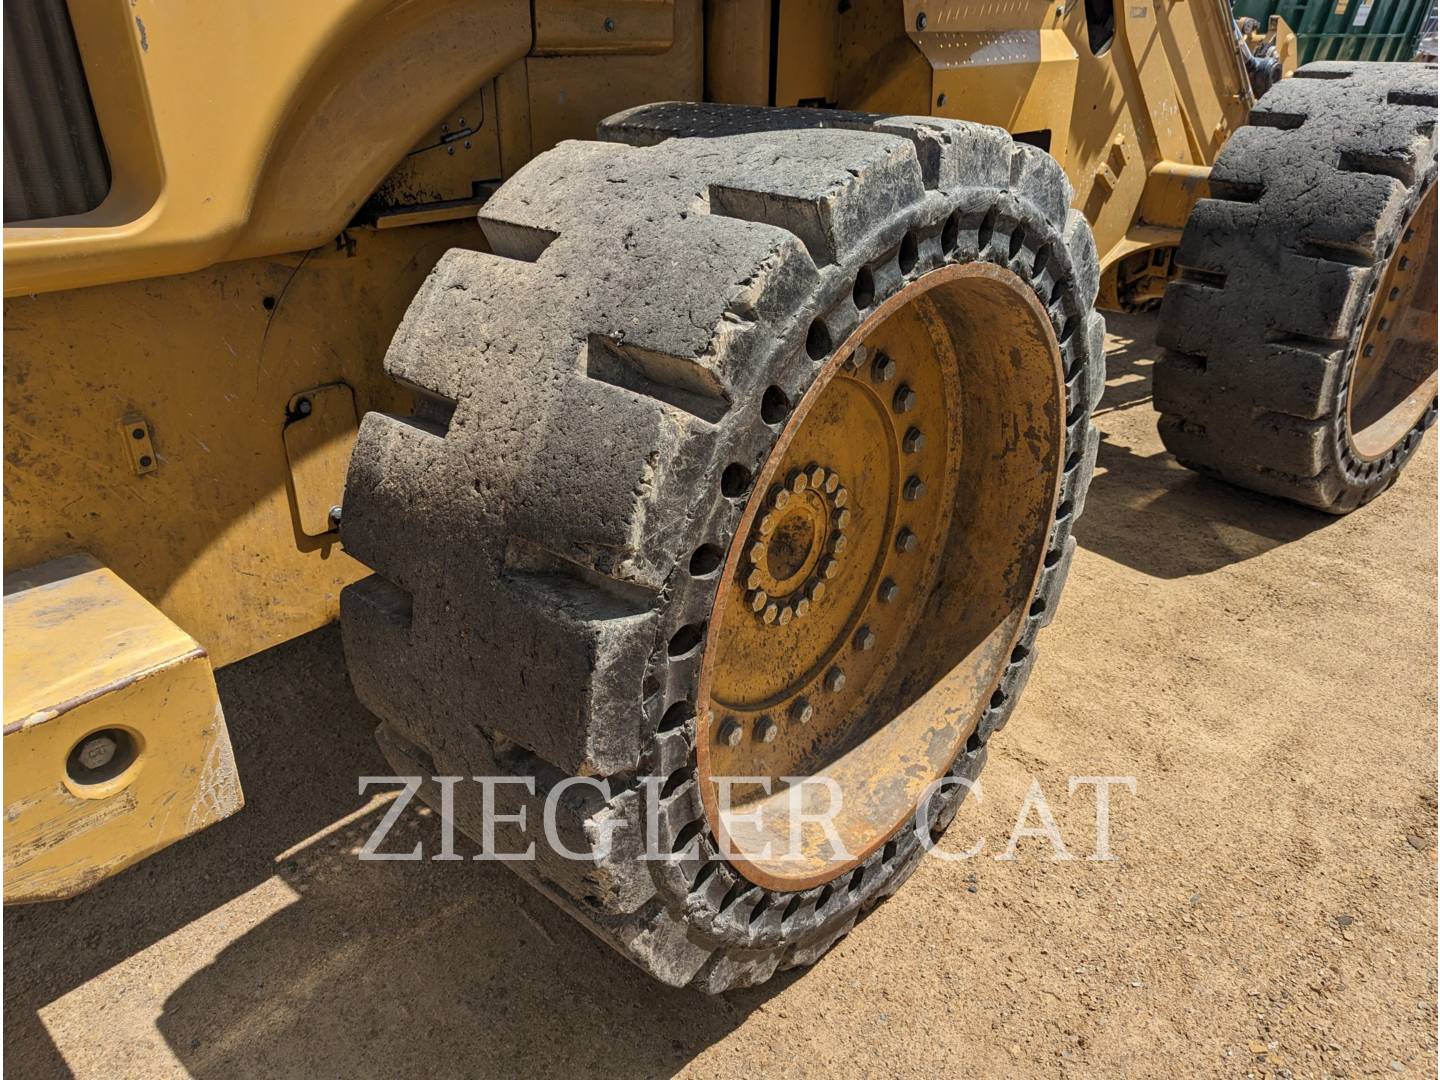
854, 625, 877, 652
819, 556, 840, 580
871, 353, 897, 383
747, 589, 769, 612
794, 597, 811, 619
778, 606, 794, 626
718, 718, 744, 747
825, 667, 847, 693
758, 511, 777, 535
833, 487, 850, 508
825, 473, 840, 493
896, 528, 918, 553
849, 344, 868, 369
755, 716, 779, 743
788, 469, 808, 493
745, 568, 764, 590
791, 698, 815, 724
833, 507, 851, 530
903, 426, 925, 454
878, 578, 900, 602
893, 384, 917, 413
763, 603, 779, 624
903, 475, 926, 501
75, 734, 118, 771
806, 580, 827, 603
773, 488, 792, 510
807, 465, 828, 488
747, 540, 767, 564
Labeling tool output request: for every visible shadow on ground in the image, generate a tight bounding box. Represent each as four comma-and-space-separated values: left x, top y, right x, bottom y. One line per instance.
3, 626, 778, 1079
1072, 310, 1336, 578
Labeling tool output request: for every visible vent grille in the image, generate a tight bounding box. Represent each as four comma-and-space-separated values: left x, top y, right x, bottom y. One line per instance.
3, 0, 110, 223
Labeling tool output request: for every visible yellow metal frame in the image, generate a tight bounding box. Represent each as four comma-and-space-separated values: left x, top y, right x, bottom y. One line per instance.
3, 0, 1262, 898
3, 555, 242, 903
2, 0, 530, 297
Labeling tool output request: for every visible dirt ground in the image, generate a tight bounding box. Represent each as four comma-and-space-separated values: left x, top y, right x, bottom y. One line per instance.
5, 310, 1437, 1079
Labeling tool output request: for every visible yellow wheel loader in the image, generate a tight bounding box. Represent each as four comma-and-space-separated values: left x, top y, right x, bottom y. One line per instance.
4, 0, 1435, 991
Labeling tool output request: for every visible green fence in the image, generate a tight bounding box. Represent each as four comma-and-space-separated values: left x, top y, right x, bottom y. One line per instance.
1233, 0, 1434, 62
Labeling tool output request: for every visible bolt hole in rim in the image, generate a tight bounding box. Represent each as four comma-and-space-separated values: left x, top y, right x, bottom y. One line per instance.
697, 263, 1066, 891
1348, 183, 1438, 461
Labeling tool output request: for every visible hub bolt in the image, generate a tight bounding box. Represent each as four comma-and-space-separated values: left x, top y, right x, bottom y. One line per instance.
878, 578, 900, 603
896, 528, 918, 553
854, 626, 877, 652
718, 718, 744, 747
791, 698, 814, 724
903, 426, 925, 454
75, 734, 118, 771
903, 475, 926, 501
825, 667, 847, 693
871, 353, 897, 383
893, 384, 917, 413
755, 716, 779, 743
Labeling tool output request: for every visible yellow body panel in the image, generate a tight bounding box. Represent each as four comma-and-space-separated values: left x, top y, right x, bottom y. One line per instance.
2, 0, 530, 297
5, 219, 487, 667
3, 555, 242, 903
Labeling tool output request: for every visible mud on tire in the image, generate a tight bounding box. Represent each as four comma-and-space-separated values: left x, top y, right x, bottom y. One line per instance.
339, 104, 1104, 992
1156, 61, 1438, 513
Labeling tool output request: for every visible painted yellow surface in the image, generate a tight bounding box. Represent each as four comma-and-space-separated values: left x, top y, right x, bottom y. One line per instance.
2, 0, 530, 297
3, 555, 243, 903
4, 219, 485, 669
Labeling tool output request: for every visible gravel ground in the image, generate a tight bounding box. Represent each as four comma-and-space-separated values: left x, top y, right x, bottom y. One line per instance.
5, 310, 1436, 1079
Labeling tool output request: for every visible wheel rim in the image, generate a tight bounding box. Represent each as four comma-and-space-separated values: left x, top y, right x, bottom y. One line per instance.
1348, 183, 1438, 462
696, 263, 1066, 891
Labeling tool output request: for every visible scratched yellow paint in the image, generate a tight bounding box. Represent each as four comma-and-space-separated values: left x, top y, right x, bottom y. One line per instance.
3, 554, 243, 903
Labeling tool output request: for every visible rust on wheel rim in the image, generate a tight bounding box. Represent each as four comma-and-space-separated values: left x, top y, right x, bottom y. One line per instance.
697, 263, 1067, 891
1348, 183, 1438, 462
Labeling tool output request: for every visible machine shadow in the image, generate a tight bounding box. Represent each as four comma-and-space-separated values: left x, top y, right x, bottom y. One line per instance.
3, 626, 776, 1079
1072, 310, 1336, 578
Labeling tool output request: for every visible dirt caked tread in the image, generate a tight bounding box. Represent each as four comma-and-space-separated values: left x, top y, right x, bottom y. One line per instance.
1155, 61, 1439, 513
340, 103, 1104, 991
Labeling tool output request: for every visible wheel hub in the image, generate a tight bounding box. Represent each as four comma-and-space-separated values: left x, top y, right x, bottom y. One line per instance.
741, 466, 849, 624
697, 263, 1067, 891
